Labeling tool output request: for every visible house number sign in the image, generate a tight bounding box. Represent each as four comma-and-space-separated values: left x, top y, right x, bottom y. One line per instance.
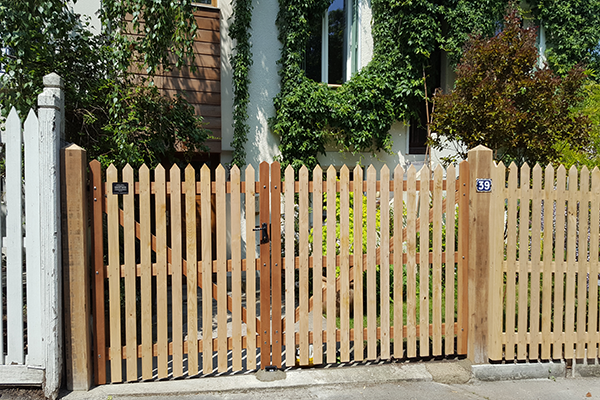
112, 182, 129, 195
476, 179, 492, 193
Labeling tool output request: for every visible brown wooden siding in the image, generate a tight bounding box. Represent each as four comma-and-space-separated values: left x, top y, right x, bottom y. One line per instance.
130, 6, 222, 155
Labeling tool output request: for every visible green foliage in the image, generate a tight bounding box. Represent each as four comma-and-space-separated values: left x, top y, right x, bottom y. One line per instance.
94, 85, 210, 169
0, 0, 210, 170
559, 82, 600, 169
100, 0, 199, 74
430, 7, 591, 167
310, 190, 382, 257
530, 0, 600, 75
229, 0, 253, 167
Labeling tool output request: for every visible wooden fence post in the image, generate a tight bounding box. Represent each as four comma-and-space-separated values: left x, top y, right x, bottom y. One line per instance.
61, 144, 92, 390
467, 145, 494, 364
37, 72, 64, 399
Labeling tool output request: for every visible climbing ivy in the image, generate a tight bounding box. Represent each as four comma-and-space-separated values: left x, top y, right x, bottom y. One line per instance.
267, 0, 600, 171
229, 0, 254, 167
271, 0, 508, 171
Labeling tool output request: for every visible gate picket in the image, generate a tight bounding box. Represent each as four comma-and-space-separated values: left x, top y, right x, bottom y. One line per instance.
271, 163, 283, 368
140, 165, 153, 380
246, 165, 258, 370
106, 165, 122, 382
339, 166, 351, 362
170, 165, 184, 378
313, 165, 324, 365
201, 165, 213, 375
216, 165, 227, 373
155, 165, 168, 379
231, 166, 242, 371
284, 165, 295, 367
123, 165, 137, 381
185, 165, 199, 376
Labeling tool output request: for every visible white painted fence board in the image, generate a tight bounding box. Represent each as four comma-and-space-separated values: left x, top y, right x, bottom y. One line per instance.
38, 73, 63, 399
0, 365, 44, 386
23, 109, 43, 367
5, 107, 24, 365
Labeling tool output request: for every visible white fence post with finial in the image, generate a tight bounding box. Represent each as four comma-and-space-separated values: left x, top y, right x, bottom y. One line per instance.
37, 72, 64, 400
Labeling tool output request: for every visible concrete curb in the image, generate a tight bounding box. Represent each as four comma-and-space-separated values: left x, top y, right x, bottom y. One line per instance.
60, 363, 432, 399
472, 361, 566, 381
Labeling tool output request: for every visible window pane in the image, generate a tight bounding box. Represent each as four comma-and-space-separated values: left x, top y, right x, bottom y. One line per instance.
328, 0, 345, 84
305, 13, 323, 82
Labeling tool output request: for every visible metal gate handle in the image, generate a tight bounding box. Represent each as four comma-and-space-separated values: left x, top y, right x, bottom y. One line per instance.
253, 223, 269, 244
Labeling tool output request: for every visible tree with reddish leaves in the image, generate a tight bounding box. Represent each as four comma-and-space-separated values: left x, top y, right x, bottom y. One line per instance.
430, 7, 591, 167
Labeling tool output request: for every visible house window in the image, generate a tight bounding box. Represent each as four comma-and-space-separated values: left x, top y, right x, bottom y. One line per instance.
305, 0, 358, 84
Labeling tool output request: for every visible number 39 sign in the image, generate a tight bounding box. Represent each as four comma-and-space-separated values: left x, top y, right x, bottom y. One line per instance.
476, 179, 492, 193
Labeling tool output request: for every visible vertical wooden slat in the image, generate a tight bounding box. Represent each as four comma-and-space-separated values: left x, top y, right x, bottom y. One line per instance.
517, 163, 530, 360
312, 166, 324, 365
589, 167, 600, 358
541, 164, 555, 360
24, 110, 42, 368
299, 166, 310, 365
5, 109, 23, 365
231, 166, 243, 371
339, 165, 351, 362
565, 165, 578, 359
271, 163, 283, 368
419, 165, 430, 357
90, 160, 106, 384
457, 160, 470, 354
406, 166, 417, 358
529, 164, 542, 360
185, 165, 199, 376
326, 166, 337, 364
259, 162, 271, 367
489, 162, 506, 361
170, 165, 183, 378
245, 165, 257, 370
379, 166, 390, 359
366, 166, 377, 360
432, 165, 443, 356
445, 165, 456, 356
106, 165, 122, 382
284, 165, 295, 367
393, 165, 404, 358
155, 165, 168, 379
577, 167, 590, 359
201, 165, 213, 374
216, 165, 227, 373
554, 166, 567, 360
140, 165, 153, 380
353, 166, 364, 361
123, 165, 137, 381
505, 162, 518, 361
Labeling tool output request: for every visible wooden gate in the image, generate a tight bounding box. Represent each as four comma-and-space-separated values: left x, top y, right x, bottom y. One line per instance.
89, 160, 470, 384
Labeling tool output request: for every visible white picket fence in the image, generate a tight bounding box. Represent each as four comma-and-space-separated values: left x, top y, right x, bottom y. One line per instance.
0, 73, 64, 399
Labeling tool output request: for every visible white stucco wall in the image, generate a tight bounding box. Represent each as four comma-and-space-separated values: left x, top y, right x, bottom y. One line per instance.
219, 0, 282, 169
71, 0, 102, 33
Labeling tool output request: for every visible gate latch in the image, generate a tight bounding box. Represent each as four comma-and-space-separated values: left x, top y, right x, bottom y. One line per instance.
253, 223, 269, 244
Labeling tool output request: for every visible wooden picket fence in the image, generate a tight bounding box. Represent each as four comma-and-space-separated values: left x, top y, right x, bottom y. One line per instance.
60, 144, 600, 389
0, 73, 63, 399
88, 160, 470, 383
489, 162, 600, 362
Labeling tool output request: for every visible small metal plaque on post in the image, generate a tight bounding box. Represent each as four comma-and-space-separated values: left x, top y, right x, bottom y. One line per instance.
476, 179, 492, 193
112, 182, 129, 195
